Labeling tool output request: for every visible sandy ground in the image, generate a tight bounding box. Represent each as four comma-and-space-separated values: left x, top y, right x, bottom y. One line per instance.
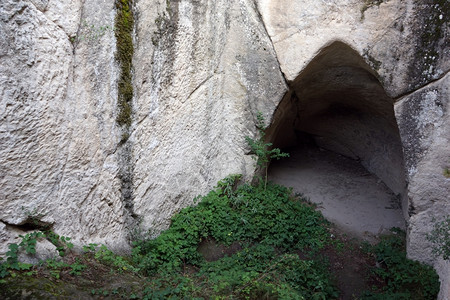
268, 145, 405, 241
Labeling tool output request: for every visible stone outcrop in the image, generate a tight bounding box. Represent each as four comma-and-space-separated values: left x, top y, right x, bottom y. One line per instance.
0, 0, 129, 254
0, 0, 448, 297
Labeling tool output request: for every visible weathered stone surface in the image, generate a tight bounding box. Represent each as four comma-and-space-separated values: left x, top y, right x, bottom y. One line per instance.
395, 73, 450, 299
132, 0, 287, 232
256, 0, 449, 97
0, 0, 129, 256
437, 258, 450, 300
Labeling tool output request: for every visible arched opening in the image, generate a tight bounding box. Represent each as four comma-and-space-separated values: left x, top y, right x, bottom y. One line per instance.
267, 41, 408, 239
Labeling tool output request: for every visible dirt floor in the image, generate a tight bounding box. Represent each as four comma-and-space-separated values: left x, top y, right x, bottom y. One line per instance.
268, 144, 406, 241
268, 144, 407, 299
319, 227, 381, 300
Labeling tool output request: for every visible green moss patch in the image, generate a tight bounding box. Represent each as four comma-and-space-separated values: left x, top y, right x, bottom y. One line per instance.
115, 0, 134, 128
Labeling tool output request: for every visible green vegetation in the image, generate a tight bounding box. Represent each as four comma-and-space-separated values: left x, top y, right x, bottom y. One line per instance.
0, 231, 76, 280
0, 177, 441, 298
428, 217, 450, 260
444, 167, 450, 178
133, 178, 337, 299
362, 229, 440, 300
246, 112, 289, 188
94, 244, 139, 273
115, 0, 134, 130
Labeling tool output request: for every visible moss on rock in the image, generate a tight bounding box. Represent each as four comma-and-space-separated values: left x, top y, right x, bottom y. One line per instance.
115, 0, 134, 129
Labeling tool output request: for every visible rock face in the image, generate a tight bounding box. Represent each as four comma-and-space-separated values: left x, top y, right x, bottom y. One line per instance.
0, 0, 130, 253
132, 0, 286, 232
0, 0, 449, 297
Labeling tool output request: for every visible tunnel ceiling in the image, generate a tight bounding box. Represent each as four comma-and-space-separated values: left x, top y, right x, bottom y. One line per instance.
268, 41, 408, 216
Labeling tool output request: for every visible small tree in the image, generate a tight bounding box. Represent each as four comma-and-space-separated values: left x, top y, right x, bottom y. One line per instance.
245, 112, 289, 189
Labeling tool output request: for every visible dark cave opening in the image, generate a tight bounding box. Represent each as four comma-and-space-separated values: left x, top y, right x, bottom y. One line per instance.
267, 42, 408, 238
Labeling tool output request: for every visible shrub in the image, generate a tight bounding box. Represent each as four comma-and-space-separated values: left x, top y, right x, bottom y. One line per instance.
362, 229, 440, 300
133, 177, 336, 298
133, 180, 330, 275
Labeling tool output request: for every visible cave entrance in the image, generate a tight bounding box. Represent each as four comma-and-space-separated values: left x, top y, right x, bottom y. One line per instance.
267, 42, 408, 239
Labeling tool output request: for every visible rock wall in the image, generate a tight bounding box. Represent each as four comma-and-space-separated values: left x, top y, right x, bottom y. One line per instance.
0, 0, 130, 253
132, 0, 286, 232
0, 0, 448, 297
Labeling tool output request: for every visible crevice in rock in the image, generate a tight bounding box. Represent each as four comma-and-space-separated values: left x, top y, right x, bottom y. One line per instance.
1, 218, 53, 233
115, 0, 134, 131
28, 0, 77, 44
394, 68, 450, 102
115, 0, 138, 225
29, 0, 49, 13
4, 4, 28, 22
251, 0, 288, 85
186, 74, 215, 102
69, 0, 87, 53
267, 41, 408, 238
77, 183, 98, 208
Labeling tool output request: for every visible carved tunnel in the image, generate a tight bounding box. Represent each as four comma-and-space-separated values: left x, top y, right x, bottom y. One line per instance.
267, 42, 408, 238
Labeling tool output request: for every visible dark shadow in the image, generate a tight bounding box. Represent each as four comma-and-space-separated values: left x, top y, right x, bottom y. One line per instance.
266, 41, 408, 223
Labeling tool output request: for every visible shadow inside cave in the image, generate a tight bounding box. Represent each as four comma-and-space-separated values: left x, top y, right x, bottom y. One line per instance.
266, 41, 408, 240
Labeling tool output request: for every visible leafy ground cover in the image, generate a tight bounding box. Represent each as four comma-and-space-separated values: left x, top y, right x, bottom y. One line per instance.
0, 177, 440, 299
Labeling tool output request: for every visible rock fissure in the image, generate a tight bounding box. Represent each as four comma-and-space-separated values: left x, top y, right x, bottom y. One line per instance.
115, 0, 137, 227
185, 74, 215, 102
69, 0, 87, 53
29, 0, 48, 13
394, 68, 450, 102
28, 1, 44, 14
4, 4, 27, 22
1, 219, 53, 233
252, 0, 288, 85
77, 183, 98, 209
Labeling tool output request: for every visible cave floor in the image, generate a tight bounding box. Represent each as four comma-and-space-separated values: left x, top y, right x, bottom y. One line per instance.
268, 144, 406, 241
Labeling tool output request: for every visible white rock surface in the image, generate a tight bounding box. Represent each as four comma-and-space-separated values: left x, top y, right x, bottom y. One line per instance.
132, 0, 287, 232
437, 258, 450, 300
395, 73, 450, 299
256, 0, 449, 97
0, 0, 129, 256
